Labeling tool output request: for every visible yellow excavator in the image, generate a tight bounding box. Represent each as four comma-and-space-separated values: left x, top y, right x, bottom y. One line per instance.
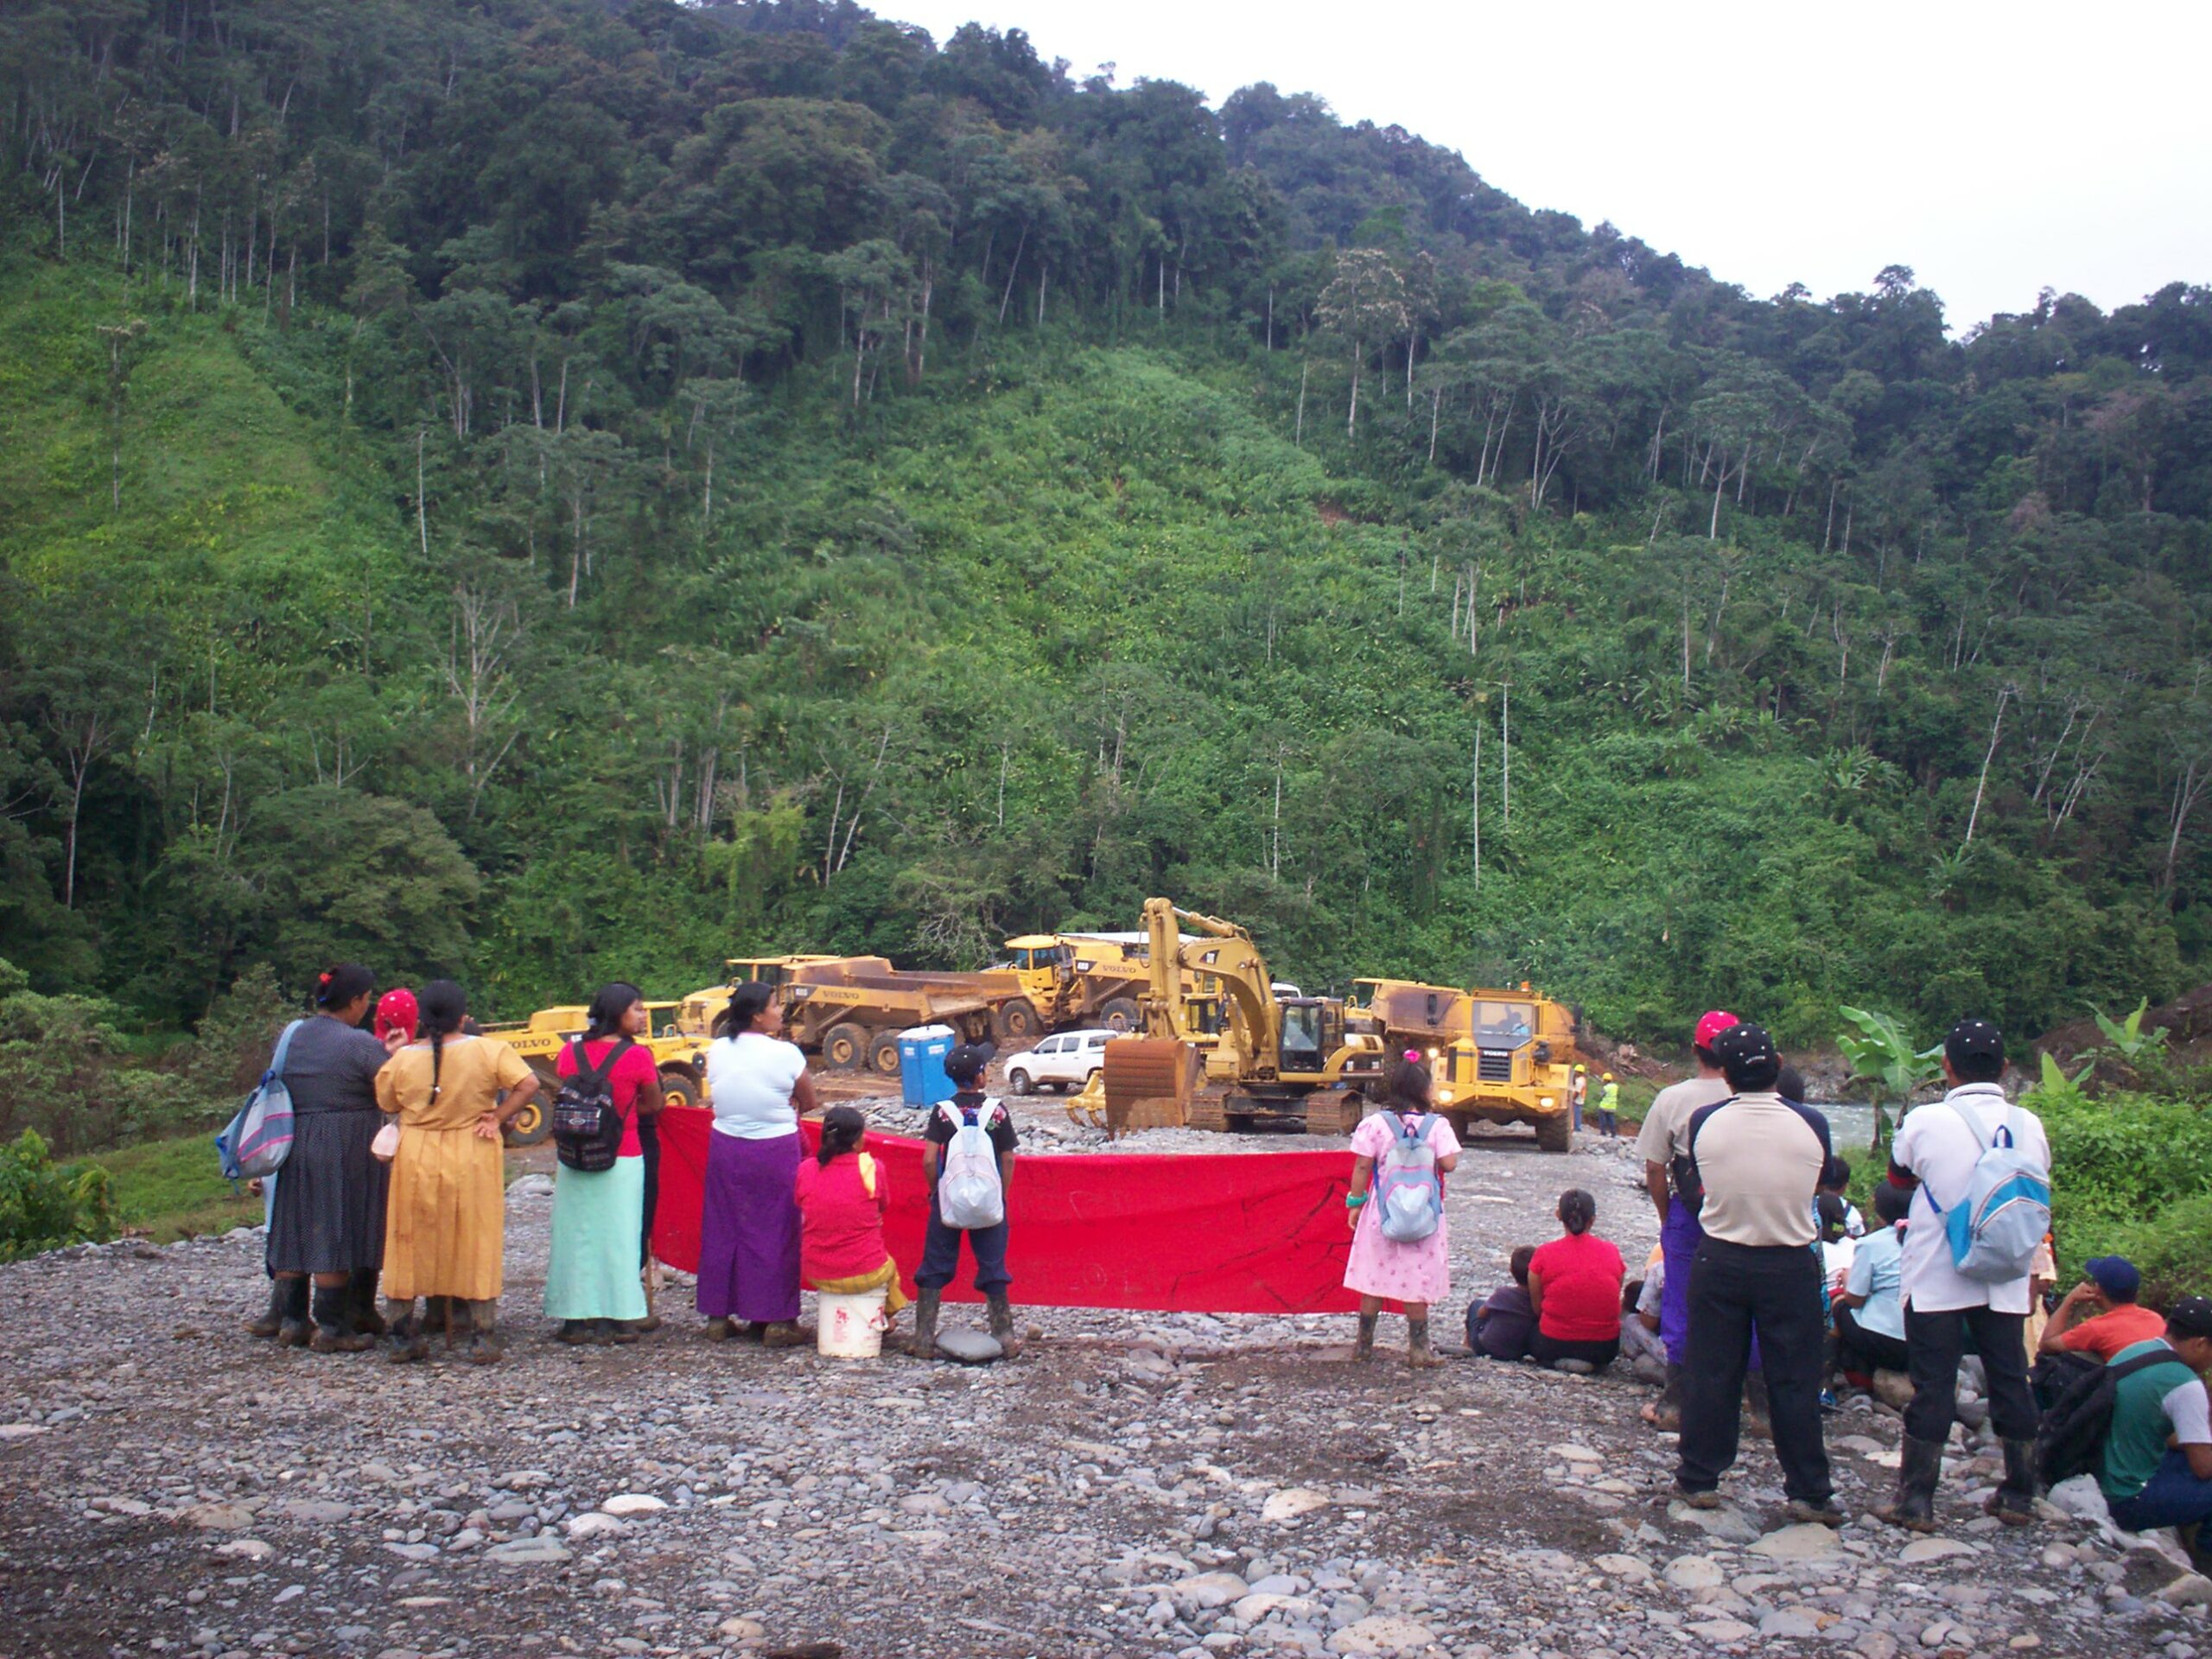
1097, 897, 1385, 1135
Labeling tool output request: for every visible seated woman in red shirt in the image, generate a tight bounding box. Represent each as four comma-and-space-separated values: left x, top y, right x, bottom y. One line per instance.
794, 1107, 911, 1335
1528, 1188, 1627, 1371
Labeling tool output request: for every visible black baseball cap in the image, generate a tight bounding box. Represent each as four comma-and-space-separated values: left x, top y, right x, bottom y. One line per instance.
2168, 1298, 2212, 1341
944, 1043, 991, 1085
1713, 1021, 1780, 1090
1944, 1018, 2004, 1073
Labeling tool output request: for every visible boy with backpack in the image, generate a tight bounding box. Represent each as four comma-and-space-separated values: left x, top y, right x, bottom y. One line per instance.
2097, 1299, 2212, 1542
914, 1044, 1020, 1360
1877, 1018, 2052, 1532
1342, 1056, 1461, 1368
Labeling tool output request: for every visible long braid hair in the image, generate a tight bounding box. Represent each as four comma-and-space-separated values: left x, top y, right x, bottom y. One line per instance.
418, 979, 467, 1103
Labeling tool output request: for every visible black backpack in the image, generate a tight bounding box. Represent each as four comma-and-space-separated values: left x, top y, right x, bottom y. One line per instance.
551, 1037, 633, 1173
2034, 1345, 2183, 1489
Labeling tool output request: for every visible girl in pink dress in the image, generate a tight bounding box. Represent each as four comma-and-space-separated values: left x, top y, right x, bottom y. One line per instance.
1344, 1058, 1462, 1367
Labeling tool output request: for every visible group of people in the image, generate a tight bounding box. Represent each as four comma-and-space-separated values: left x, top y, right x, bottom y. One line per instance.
1343, 1011, 2212, 1545
247, 969, 1019, 1364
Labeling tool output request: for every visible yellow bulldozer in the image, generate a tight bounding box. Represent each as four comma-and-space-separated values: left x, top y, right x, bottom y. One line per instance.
1349, 977, 1583, 1153
1098, 898, 1385, 1135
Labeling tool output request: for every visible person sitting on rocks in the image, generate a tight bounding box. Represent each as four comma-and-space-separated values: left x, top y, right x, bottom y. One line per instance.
1528, 1189, 1625, 1372
1621, 1274, 1669, 1382
2100, 1297, 2212, 1546
1833, 1180, 1911, 1388
1467, 1246, 1537, 1361
1817, 1156, 1866, 1238
795, 1106, 910, 1344
2040, 1255, 2167, 1363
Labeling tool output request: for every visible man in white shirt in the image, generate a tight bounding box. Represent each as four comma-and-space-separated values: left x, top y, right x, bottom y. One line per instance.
1633, 1009, 1739, 1429
1877, 1018, 2050, 1532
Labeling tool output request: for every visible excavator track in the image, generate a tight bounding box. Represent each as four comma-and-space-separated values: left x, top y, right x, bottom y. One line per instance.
1302, 1090, 1364, 1136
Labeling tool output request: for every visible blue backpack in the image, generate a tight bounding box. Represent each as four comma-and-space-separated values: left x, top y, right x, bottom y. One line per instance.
1924, 1096, 2050, 1283
1375, 1111, 1444, 1243
216, 1020, 303, 1181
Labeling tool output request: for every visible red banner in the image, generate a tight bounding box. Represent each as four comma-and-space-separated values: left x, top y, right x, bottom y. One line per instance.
649, 1105, 1363, 1313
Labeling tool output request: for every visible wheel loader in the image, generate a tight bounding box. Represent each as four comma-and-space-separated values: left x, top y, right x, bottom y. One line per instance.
1349, 977, 1583, 1152
1098, 898, 1385, 1135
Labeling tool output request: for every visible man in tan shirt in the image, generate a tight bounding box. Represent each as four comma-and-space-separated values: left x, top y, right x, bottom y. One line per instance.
1632, 1009, 1738, 1428
1672, 1021, 1839, 1524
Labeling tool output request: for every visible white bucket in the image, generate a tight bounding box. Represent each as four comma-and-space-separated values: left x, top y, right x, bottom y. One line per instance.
817, 1289, 888, 1359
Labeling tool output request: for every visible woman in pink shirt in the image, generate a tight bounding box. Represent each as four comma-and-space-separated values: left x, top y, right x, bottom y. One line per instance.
795, 1107, 910, 1332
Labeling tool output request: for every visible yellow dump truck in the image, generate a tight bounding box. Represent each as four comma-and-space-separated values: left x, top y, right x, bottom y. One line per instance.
479, 1002, 713, 1145
708, 956, 1022, 1075
1349, 978, 1582, 1152
998, 934, 1154, 1033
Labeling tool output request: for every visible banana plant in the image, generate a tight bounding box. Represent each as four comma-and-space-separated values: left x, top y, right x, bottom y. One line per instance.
2086, 998, 2170, 1076
1835, 1005, 1942, 1152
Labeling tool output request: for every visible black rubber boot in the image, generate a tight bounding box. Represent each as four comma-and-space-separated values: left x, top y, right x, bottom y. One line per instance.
385, 1299, 429, 1364
1352, 1310, 1377, 1361
557, 1319, 596, 1345
1407, 1315, 1441, 1370
986, 1291, 1022, 1357
348, 1271, 386, 1337
1986, 1437, 2038, 1526
911, 1289, 941, 1361
1744, 1372, 1773, 1440
245, 1278, 291, 1339
273, 1275, 312, 1347
1877, 1434, 1944, 1532
309, 1281, 373, 1353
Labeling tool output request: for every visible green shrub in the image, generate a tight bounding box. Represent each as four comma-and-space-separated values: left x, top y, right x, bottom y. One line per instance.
2034, 1086, 2212, 1281
2102, 1193, 2212, 1306
0, 1129, 115, 1260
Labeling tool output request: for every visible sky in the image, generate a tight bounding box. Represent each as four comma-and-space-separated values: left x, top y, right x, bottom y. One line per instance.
880, 0, 2212, 334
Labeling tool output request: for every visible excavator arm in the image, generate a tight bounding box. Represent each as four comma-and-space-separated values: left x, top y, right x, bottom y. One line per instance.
1137, 897, 1281, 1078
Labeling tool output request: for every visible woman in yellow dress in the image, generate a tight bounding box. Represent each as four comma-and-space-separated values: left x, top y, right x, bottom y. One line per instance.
374, 980, 539, 1363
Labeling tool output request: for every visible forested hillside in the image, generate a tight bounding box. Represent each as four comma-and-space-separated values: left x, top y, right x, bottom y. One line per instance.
3, 0, 2209, 1049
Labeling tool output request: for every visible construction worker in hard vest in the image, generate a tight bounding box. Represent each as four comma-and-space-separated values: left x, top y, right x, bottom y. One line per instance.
1595, 1073, 1621, 1137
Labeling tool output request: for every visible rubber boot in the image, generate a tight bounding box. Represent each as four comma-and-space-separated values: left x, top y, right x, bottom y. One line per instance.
273, 1275, 312, 1347
384, 1298, 429, 1364
309, 1281, 373, 1353
1646, 1363, 1684, 1431
986, 1291, 1022, 1357
1986, 1438, 2038, 1527
466, 1300, 505, 1364
1744, 1372, 1773, 1440
911, 1289, 941, 1361
601, 1318, 639, 1346
1876, 1434, 1944, 1532
1407, 1315, 1441, 1370
245, 1278, 291, 1339
761, 1319, 805, 1349
557, 1319, 596, 1345
348, 1271, 387, 1337
1352, 1310, 1377, 1361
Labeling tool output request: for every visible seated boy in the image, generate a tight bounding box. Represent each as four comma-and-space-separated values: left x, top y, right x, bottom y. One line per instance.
1468, 1245, 1537, 1361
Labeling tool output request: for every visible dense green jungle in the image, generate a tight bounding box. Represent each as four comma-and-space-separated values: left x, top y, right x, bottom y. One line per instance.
3, 0, 2209, 1176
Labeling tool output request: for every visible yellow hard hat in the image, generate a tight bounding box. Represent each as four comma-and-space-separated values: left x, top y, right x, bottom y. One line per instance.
1573, 1064, 1586, 1072
1602, 1071, 1614, 1081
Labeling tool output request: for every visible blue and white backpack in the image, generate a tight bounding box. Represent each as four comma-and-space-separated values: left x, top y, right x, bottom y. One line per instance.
1375, 1111, 1444, 1243
216, 1020, 302, 1181
1925, 1096, 2050, 1283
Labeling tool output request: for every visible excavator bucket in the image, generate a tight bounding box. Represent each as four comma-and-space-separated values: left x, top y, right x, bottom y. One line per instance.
1101, 1038, 1196, 1136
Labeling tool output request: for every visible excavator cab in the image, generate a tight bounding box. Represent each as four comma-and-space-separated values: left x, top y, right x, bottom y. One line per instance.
1276, 997, 1342, 1077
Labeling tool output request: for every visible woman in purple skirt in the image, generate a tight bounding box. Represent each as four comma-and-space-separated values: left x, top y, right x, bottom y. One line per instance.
698, 981, 817, 1345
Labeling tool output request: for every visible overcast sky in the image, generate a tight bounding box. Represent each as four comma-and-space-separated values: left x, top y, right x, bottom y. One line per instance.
881, 0, 2210, 334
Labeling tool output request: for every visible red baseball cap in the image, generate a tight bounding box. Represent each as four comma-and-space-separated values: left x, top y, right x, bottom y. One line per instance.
1694, 1009, 1740, 1051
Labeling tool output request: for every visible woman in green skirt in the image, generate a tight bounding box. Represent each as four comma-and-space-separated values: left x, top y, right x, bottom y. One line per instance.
545, 983, 664, 1344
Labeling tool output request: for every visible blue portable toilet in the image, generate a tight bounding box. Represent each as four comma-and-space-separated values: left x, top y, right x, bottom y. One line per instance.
898, 1024, 957, 1109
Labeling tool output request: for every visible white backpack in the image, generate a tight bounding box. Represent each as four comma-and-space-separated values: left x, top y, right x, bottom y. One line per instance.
1927, 1096, 2051, 1284
935, 1099, 1007, 1230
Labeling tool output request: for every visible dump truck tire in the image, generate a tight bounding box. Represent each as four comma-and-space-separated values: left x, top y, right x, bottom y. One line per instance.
658, 1067, 702, 1112
1099, 996, 1141, 1033
995, 998, 1041, 1041
504, 1094, 552, 1148
868, 1032, 903, 1076
1535, 1109, 1573, 1154
822, 1022, 868, 1071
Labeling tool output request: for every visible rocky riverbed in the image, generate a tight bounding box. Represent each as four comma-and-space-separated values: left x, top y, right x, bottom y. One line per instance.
3, 1111, 2205, 1659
